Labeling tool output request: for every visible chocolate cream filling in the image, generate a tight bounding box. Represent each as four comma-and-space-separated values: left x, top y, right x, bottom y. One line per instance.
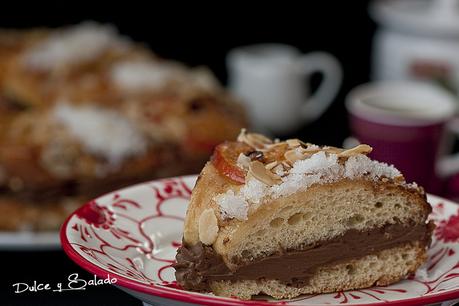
174, 222, 433, 291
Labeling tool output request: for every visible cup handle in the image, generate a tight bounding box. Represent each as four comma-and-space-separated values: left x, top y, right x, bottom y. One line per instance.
299, 52, 343, 123
438, 117, 459, 177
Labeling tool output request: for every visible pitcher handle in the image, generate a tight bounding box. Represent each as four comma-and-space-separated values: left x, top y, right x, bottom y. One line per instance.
299, 52, 343, 123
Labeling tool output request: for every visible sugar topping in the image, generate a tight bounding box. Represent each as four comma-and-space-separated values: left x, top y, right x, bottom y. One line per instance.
214, 131, 404, 221
111, 60, 219, 92
53, 103, 147, 165
345, 154, 401, 180
214, 190, 249, 220
23, 22, 128, 71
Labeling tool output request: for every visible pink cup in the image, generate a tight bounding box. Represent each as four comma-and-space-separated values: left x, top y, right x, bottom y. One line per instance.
346, 82, 457, 194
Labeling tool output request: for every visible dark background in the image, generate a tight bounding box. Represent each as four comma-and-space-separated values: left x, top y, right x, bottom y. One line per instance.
0, 1, 376, 145
0, 1, 375, 305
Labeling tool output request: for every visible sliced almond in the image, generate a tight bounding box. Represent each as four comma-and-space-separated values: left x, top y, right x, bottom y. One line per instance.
284, 149, 307, 164
237, 129, 273, 149
249, 132, 272, 144
245, 170, 255, 182
246, 134, 272, 149
282, 161, 292, 169
322, 146, 344, 154
236, 153, 251, 169
267, 171, 282, 182
305, 143, 320, 149
286, 139, 301, 148
198, 208, 219, 245
338, 144, 373, 157
264, 141, 288, 150
249, 160, 281, 186
265, 161, 278, 170
272, 163, 286, 176
302, 148, 321, 154
236, 128, 248, 142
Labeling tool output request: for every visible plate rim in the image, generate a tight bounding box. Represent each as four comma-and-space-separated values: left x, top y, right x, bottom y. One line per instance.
60, 175, 459, 306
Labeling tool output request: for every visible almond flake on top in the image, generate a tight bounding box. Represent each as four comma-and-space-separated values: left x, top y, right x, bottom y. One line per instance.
236, 153, 251, 170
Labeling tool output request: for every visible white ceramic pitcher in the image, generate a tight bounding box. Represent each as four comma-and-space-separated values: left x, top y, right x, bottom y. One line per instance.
227, 44, 342, 134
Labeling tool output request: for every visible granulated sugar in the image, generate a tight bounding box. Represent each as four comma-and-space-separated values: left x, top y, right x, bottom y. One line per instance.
240, 178, 268, 205
345, 154, 401, 180
214, 190, 249, 220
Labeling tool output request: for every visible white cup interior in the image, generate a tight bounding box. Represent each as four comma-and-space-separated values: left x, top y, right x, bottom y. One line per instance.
227, 44, 300, 72
346, 81, 457, 126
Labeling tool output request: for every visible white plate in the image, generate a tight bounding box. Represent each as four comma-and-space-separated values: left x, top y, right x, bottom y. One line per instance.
0, 231, 60, 250
62, 175, 459, 305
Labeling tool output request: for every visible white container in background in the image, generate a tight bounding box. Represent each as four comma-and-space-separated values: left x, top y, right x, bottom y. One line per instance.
371, 0, 459, 93
227, 44, 342, 135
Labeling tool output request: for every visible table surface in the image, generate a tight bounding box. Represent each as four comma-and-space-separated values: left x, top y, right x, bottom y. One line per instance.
1, 250, 142, 306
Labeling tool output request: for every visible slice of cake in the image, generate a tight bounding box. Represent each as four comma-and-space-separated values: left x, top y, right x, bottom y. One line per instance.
174, 130, 434, 300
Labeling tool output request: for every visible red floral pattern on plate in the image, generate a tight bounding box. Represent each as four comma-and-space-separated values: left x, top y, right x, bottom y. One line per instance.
61, 175, 459, 306
435, 211, 459, 243
75, 200, 114, 228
